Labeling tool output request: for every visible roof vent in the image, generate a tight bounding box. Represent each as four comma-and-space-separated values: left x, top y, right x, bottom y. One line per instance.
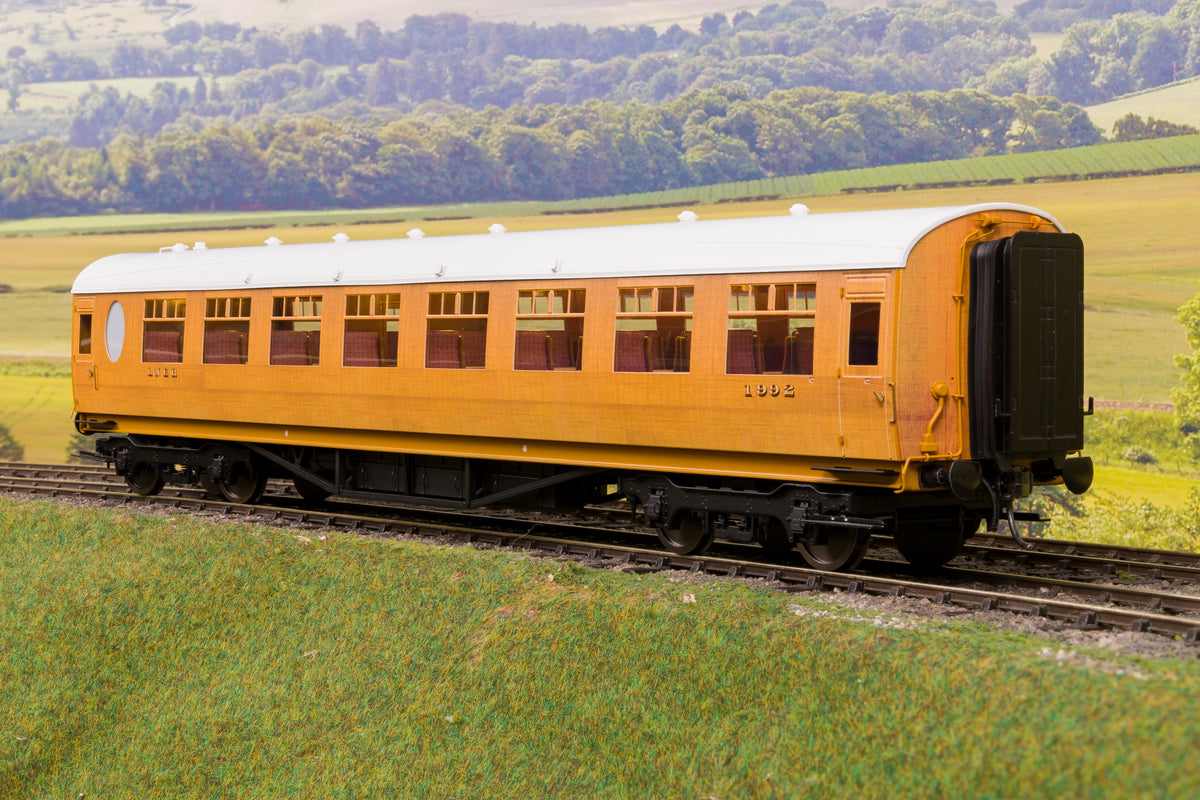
677, 210, 699, 223
332, 233, 350, 244
406, 228, 426, 240
435, 264, 447, 277
193, 242, 207, 251
789, 203, 810, 216
265, 237, 283, 247
489, 223, 507, 234
160, 242, 188, 254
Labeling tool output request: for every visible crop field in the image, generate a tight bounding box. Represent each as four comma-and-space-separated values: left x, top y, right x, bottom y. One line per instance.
1, 498, 1198, 798
1086, 77, 1200, 133
0, 0, 772, 62
2, 170, 1199, 463
16, 76, 198, 112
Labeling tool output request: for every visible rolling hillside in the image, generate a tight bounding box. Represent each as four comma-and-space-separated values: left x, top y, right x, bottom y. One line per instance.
1086, 77, 1200, 134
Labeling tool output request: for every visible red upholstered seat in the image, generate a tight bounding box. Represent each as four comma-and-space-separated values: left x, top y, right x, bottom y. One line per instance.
514, 330, 551, 371
425, 330, 462, 368
144, 329, 183, 363
785, 327, 814, 375
458, 329, 487, 368
203, 329, 245, 364
614, 330, 649, 372
344, 330, 383, 367
272, 330, 313, 365
726, 328, 761, 374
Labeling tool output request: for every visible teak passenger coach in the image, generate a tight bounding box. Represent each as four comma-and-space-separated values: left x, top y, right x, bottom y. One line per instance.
70, 204, 1094, 571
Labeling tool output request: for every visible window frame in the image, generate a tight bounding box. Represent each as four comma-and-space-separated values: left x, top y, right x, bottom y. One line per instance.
614, 285, 694, 373
514, 288, 586, 371
142, 297, 187, 364
425, 290, 490, 369
344, 292, 402, 368
726, 282, 817, 376
270, 294, 323, 367
203, 296, 252, 365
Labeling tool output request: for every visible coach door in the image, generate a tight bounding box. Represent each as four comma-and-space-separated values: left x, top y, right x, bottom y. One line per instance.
837, 274, 898, 460
73, 297, 98, 396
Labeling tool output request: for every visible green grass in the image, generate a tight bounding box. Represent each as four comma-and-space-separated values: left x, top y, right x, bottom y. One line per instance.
1092, 464, 1200, 509
2, 498, 1198, 798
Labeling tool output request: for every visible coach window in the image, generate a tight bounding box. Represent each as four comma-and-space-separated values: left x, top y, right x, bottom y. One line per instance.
847, 301, 880, 366
271, 295, 322, 366
515, 289, 585, 371
143, 298, 186, 363
203, 297, 251, 365
344, 293, 401, 368
77, 314, 93, 356
614, 286, 693, 373
727, 283, 816, 375
426, 290, 489, 369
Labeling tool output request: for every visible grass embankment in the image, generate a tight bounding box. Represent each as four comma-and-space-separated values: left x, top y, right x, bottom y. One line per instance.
1, 498, 1198, 798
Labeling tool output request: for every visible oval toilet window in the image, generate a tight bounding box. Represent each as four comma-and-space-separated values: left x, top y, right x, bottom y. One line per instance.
105, 301, 125, 362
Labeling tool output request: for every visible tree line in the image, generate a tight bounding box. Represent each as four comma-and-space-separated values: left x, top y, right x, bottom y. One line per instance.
0, 85, 1102, 218
3, 1, 1198, 218
4, 0, 1197, 148
8, 1, 1042, 147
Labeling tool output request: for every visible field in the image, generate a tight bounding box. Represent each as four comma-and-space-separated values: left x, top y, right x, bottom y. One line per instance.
2, 498, 1198, 798
2, 169, 1199, 463
0, 0, 780, 61
16, 75, 200, 113
1086, 76, 1200, 133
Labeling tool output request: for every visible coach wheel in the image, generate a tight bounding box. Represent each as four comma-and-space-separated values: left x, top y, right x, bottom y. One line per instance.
293, 475, 331, 503
125, 462, 164, 496
215, 459, 268, 505
795, 528, 870, 571
657, 511, 714, 555
892, 512, 977, 573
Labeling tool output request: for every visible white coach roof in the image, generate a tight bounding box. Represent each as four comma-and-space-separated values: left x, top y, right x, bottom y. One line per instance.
71, 204, 1063, 295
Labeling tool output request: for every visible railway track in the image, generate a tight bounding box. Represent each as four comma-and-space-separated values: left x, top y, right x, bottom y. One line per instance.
5, 461, 1200, 655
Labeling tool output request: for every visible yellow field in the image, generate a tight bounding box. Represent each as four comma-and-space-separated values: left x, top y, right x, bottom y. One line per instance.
2, 171, 1198, 461
0, 373, 74, 463
1086, 77, 1200, 134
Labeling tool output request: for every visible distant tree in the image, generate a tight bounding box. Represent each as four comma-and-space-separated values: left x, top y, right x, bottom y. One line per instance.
0, 424, 23, 462
485, 124, 571, 199
6, 70, 18, 112
1131, 26, 1185, 87
356, 20, 384, 61
1174, 289, 1200, 450
1112, 112, 1199, 141
700, 13, 728, 38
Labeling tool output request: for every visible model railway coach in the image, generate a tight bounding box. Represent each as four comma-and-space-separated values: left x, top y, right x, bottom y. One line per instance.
70, 204, 1093, 571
